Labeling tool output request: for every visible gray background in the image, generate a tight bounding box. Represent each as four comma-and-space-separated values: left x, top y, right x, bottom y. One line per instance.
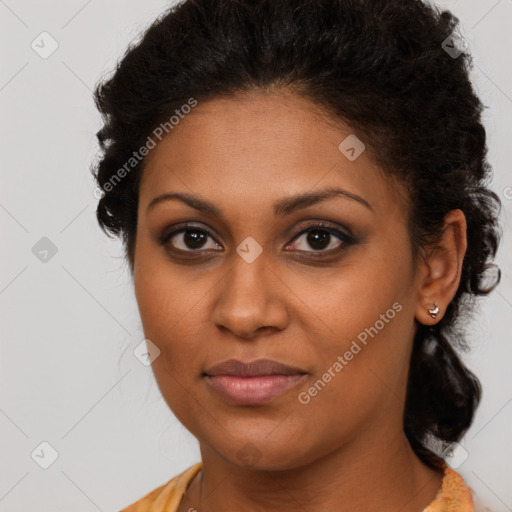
1, 0, 511, 510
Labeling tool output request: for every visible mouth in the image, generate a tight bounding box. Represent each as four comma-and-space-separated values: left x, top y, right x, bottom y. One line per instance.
202, 358, 308, 405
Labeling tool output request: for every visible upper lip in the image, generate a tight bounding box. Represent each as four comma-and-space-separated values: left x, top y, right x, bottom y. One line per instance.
203, 358, 308, 377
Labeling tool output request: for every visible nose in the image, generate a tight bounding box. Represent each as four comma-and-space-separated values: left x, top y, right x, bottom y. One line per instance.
211, 251, 289, 339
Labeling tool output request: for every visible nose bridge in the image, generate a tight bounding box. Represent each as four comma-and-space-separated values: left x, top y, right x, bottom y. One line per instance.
231, 243, 268, 295
212, 243, 288, 337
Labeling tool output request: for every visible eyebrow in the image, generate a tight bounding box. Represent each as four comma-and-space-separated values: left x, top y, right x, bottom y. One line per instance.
146, 186, 373, 218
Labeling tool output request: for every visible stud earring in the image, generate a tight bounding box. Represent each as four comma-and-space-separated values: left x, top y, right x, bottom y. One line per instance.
426, 302, 440, 319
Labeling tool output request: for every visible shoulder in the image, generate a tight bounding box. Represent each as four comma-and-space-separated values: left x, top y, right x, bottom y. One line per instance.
120, 462, 202, 512
423, 465, 474, 511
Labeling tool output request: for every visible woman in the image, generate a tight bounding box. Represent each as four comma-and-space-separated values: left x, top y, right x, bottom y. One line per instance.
91, 0, 502, 510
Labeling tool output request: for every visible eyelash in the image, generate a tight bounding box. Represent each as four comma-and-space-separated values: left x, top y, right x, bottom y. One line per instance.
159, 221, 355, 259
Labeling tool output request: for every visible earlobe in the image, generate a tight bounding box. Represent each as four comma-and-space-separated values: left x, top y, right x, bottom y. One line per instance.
415, 209, 467, 326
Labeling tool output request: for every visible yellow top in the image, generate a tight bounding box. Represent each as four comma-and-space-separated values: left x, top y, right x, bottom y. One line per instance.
120, 462, 475, 512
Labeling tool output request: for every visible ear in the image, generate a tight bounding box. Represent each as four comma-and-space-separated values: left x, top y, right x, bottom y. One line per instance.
414, 209, 467, 326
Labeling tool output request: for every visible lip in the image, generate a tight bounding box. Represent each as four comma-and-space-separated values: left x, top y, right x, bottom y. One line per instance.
203, 358, 308, 405
204, 358, 307, 377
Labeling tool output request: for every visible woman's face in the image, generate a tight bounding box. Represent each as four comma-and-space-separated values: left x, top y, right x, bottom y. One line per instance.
133, 89, 423, 470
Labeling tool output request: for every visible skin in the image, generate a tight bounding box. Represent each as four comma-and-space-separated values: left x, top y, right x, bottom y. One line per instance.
132, 88, 467, 512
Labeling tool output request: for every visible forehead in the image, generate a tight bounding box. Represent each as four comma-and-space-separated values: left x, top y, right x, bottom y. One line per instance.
139, 89, 408, 219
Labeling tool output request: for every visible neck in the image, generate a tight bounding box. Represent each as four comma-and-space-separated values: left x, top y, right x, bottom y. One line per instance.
184, 425, 443, 512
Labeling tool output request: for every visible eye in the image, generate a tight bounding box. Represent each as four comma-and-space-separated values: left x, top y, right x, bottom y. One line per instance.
286, 222, 354, 254
159, 221, 354, 257
160, 224, 221, 253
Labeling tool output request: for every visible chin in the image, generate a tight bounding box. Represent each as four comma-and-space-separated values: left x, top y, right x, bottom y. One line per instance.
213, 438, 313, 472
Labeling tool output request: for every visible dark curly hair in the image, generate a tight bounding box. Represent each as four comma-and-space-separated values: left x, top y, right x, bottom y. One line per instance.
91, 0, 502, 470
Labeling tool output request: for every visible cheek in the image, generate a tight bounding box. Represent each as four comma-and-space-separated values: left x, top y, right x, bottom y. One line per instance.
300, 243, 412, 347
300, 297, 410, 406
133, 238, 206, 401
296, 234, 415, 410
290, 298, 414, 458
135, 268, 210, 426
134, 233, 208, 338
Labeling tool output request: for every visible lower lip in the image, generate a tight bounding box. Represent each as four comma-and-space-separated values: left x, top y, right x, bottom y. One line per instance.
204, 374, 307, 405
